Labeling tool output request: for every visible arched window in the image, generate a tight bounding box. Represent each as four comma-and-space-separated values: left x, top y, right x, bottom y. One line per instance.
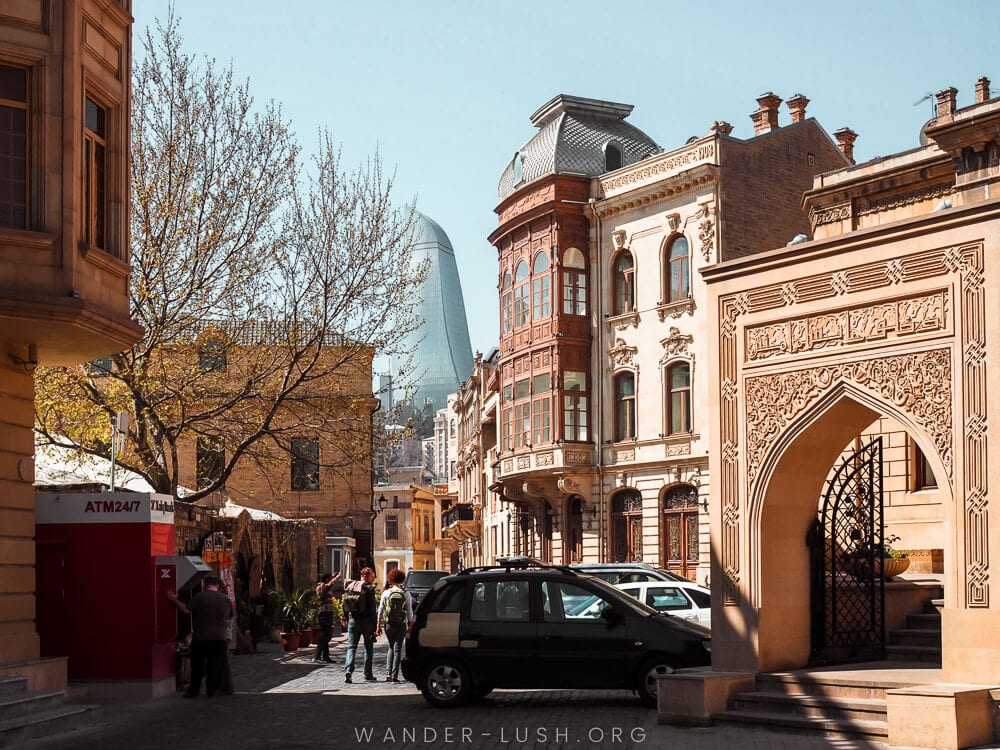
501, 269, 512, 333
605, 142, 623, 172
662, 484, 699, 579
513, 153, 524, 184
562, 247, 586, 315
666, 236, 690, 302
513, 261, 530, 327
666, 362, 691, 434
531, 252, 550, 320
614, 371, 636, 441
612, 251, 635, 315
612, 489, 643, 562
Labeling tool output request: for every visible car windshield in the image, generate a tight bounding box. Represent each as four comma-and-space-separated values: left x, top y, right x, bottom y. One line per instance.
406, 571, 447, 587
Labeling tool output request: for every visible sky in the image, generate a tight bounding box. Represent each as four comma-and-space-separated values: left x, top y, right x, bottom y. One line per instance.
132, 1, 996, 358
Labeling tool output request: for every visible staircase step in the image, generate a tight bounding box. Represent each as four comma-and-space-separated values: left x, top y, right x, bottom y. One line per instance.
906, 612, 941, 629
0, 704, 97, 748
0, 680, 26, 700
0, 690, 65, 722
732, 691, 886, 723
885, 645, 942, 663
712, 708, 888, 740
889, 628, 942, 647
756, 673, 899, 700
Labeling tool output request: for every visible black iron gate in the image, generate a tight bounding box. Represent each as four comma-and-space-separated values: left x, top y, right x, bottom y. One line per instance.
808, 437, 885, 665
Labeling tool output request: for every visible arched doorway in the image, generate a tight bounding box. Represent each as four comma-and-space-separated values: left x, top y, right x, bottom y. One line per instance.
565, 496, 584, 563
661, 484, 699, 580
611, 489, 643, 562
716, 385, 952, 674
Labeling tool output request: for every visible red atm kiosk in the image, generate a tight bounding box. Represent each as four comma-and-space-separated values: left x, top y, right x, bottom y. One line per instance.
35, 492, 206, 699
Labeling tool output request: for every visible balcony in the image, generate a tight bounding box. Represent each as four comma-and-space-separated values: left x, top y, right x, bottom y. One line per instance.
442, 503, 480, 541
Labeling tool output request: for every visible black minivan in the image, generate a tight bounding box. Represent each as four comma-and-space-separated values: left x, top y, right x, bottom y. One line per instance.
401, 560, 710, 707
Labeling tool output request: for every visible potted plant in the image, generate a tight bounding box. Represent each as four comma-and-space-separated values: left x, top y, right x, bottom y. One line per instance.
847, 533, 910, 580
268, 588, 314, 651
880, 534, 910, 578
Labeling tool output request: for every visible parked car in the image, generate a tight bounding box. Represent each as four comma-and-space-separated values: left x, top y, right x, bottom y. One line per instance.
404, 569, 449, 607
402, 559, 711, 708
568, 562, 691, 585
615, 581, 712, 628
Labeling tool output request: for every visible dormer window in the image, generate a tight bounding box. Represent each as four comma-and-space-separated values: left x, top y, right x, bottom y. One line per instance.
513, 153, 524, 184
604, 142, 623, 172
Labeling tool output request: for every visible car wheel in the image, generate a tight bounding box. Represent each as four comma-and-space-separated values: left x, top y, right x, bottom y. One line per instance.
419, 658, 472, 708
636, 656, 679, 707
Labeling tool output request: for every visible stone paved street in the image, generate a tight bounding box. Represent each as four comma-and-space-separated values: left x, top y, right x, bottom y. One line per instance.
11, 633, 912, 750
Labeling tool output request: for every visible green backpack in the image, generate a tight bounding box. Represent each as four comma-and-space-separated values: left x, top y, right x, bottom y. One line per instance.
385, 588, 407, 626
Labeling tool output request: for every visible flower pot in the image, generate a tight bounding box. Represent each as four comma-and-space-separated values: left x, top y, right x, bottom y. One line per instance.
280, 631, 300, 652
298, 629, 312, 648
881, 556, 910, 578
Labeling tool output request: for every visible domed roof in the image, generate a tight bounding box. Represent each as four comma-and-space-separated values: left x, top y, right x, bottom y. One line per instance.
498, 94, 660, 202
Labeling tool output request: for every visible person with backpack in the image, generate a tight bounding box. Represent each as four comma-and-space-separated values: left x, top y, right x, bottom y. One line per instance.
375, 568, 414, 682
312, 570, 342, 664
342, 567, 378, 683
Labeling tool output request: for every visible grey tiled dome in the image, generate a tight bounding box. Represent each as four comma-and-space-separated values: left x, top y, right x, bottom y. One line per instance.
498, 94, 660, 202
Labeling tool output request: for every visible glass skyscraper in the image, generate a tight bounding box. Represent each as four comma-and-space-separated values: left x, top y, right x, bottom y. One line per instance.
396, 212, 474, 426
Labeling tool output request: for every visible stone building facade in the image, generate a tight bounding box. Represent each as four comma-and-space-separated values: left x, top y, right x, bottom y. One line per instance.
0, 1, 142, 689
681, 77, 1000, 749
482, 92, 849, 580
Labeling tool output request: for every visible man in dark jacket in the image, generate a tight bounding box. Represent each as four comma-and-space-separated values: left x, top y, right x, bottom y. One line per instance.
167, 575, 234, 697
344, 567, 378, 683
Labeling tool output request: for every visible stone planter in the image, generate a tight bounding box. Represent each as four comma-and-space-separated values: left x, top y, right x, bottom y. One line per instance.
280, 631, 300, 652
881, 556, 910, 578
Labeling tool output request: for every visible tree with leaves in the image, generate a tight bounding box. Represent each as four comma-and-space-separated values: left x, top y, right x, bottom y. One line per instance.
34, 14, 425, 512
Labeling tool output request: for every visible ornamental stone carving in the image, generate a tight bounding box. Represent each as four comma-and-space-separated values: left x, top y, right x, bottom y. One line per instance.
565, 450, 591, 465
615, 448, 636, 463
745, 291, 950, 361
745, 349, 953, 487
608, 338, 638, 369
699, 217, 715, 262
660, 327, 694, 361
536, 451, 554, 466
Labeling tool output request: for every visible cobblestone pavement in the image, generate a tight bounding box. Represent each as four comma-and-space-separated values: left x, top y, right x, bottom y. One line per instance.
16, 635, 902, 750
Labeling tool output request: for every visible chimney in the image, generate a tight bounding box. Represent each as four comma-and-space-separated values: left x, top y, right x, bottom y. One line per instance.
975, 76, 991, 104
750, 92, 782, 135
935, 87, 958, 120
834, 128, 858, 164
786, 93, 810, 124
711, 120, 734, 136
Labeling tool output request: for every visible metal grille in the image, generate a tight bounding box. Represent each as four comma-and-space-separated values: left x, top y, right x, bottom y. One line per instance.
808, 437, 885, 665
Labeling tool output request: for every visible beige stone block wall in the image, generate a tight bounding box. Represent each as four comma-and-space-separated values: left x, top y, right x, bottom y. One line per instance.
0, 362, 38, 664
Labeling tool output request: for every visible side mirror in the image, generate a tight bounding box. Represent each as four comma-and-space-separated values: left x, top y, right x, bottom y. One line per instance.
600, 606, 623, 626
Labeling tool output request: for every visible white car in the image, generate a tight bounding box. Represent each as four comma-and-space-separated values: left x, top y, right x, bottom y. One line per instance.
616, 581, 712, 628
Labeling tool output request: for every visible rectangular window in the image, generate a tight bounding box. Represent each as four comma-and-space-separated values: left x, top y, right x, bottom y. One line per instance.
385, 514, 399, 540
514, 402, 531, 448
911, 440, 938, 490
667, 364, 692, 434
470, 580, 529, 622
500, 406, 513, 451
199, 339, 227, 372
501, 292, 512, 333
564, 394, 588, 442
83, 97, 107, 251
513, 284, 530, 327
424, 512, 430, 542
0, 64, 28, 229
532, 396, 551, 445
514, 378, 530, 400
196, 437, 225, 490
562, 270, 586, 315
291, 438, 320, 491
532, 275, 550, 319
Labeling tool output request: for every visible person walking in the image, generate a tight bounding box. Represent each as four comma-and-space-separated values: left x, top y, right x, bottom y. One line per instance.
375, 568, 413, 682
167, 575, 234, 698
342, 567, 377, 683
312, 570, 342, 664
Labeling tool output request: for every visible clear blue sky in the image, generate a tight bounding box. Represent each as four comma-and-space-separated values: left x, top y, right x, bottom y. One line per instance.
132, 1, 996, 356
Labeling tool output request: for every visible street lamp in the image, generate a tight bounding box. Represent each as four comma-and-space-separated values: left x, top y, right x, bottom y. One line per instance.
372, 493, 388, 517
